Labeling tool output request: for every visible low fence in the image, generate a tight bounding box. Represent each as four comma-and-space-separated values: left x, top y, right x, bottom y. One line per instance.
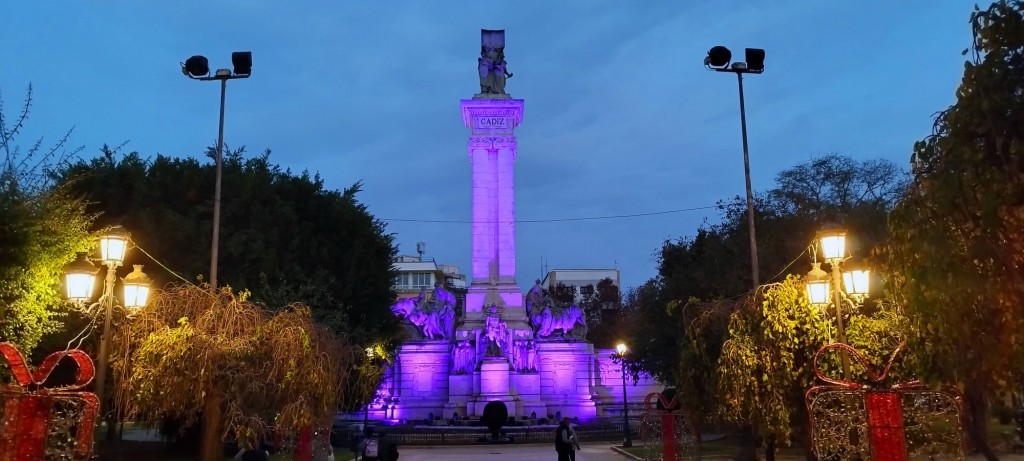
331, 423, 639, 447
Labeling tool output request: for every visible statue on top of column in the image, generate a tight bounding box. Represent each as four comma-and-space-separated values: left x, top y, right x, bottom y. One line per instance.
478, 29, 513, 95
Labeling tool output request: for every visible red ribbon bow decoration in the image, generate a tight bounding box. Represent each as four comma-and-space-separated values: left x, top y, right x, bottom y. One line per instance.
805, 343, 964, 461
0, 342, 100, 461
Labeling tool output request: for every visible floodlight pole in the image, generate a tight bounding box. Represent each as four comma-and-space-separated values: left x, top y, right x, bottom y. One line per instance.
707, 59, 763, 290
211, 78, 226, 291
187, 71, 248, 291
735, 72, 759, 287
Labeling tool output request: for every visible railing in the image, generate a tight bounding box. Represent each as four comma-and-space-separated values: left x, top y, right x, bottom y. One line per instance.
331, 423, 639, 447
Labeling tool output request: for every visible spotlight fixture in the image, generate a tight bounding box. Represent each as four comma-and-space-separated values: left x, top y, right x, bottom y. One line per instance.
704, 45, 732, 68
231, 51, 252, 76
183, 55, 210, 77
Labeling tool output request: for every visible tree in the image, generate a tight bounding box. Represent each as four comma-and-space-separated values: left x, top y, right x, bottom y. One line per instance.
885, 2, 1024, 459
113, 284, 364, 461
623, 154, 905, 393
58, 147, 398, 345
716, 278, 911, 461
0, 84, 94, 354
580, 277, 621, 348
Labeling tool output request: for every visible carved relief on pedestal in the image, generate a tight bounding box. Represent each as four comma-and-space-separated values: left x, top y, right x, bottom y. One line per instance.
553, 364, 575, 394
599, 362, 618, 385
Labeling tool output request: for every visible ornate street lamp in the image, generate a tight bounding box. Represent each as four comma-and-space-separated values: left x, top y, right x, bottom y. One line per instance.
99, 226, 129, 266
841, 261, 870, 301
817, 224, 847, 263
805, 262, 831, 307
63, 252, 99, 302
63, 227, 152, 431
181, 51, 252, 291
615, 343, 633, 448
805, 224, 870, 379
122, 265, 153, 309
704, 45, 766, 289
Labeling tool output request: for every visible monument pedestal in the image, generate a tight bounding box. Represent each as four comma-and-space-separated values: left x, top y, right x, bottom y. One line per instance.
510, 371, 547, 418
468, 358, 516, 416
536, 342, 598, 419
394, 341, 450, 420
444, 374, 473, 420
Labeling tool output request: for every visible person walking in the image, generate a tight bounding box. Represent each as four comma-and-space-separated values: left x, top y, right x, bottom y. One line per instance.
554, 417, 576, 461
567, 421, 581, 461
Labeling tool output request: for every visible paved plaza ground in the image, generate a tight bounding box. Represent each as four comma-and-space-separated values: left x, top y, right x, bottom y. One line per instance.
386, 443, 630, 461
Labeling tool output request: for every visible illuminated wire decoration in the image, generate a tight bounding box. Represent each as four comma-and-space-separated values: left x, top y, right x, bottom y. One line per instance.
806, 343, 965, 461
0, 343, 100, 461
640, 391, 699, 461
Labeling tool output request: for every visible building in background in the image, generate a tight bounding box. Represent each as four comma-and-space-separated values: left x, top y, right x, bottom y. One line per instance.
392, 255, 468, 313
392, 255, 445, 299
540, 268, 620, 303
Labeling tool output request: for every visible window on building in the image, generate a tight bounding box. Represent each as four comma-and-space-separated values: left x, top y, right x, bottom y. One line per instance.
412, 272, 432, 288
579, 285, 594, 296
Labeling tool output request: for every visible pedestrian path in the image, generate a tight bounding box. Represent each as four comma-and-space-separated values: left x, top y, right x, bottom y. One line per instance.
390, 443, 631, 461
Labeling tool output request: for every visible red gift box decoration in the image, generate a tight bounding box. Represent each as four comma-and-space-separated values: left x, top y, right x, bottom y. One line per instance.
805, 343, 965, 461
0, 342, 100, 461
639, 391, 699, 461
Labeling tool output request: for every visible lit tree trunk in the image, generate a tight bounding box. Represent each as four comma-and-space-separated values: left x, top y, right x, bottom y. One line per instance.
200, 393, 223, 461
965, 382, 998, 461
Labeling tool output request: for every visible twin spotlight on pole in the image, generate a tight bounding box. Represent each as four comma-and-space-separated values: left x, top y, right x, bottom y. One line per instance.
704, 46, 765, 74
703, 45, 765, 289
182, 51, 252, 80
180, 51, 252, 290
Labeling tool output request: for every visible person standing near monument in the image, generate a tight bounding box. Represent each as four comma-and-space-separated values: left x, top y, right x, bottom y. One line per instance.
554, 417, 577, 461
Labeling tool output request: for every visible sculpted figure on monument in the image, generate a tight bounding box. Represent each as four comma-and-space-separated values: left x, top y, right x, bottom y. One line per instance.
452, 340, 474, 374
525, 280, 544, 319
389, 284, 456, 340
483, 307, 507, 357
478, 29, 513, 95
529, 293, 587, 341
526, 340, 537, 371
429, 282, 457, 339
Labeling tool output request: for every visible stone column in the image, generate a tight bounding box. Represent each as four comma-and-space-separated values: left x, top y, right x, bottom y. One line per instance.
460, 99, 525, 319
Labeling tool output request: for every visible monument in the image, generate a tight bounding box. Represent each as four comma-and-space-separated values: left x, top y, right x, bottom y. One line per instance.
382, 30, 660, 422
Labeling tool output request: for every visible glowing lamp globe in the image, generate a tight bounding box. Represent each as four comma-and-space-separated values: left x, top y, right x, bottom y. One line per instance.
100, 227, 129, 266
616, 343, 628, 356
842, 267, 870, 298
805, 263, 831, 307
817, 224, 847, 262
122, 265, 152, 309
63, 252, 99, 302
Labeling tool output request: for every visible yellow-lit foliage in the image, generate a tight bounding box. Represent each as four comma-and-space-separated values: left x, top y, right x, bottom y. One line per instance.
112, 284, 363, 448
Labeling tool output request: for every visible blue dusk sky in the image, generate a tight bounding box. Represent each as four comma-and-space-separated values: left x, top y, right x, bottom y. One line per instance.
1, 1, 971, 290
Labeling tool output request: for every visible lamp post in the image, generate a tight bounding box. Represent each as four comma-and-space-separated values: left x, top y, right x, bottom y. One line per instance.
704, 46, 765, 288
63, 227, 152, 428
804, 224, 871, 379
615, 343, 633, 448
181, 52, 252, 290
364, 347, 374, 427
